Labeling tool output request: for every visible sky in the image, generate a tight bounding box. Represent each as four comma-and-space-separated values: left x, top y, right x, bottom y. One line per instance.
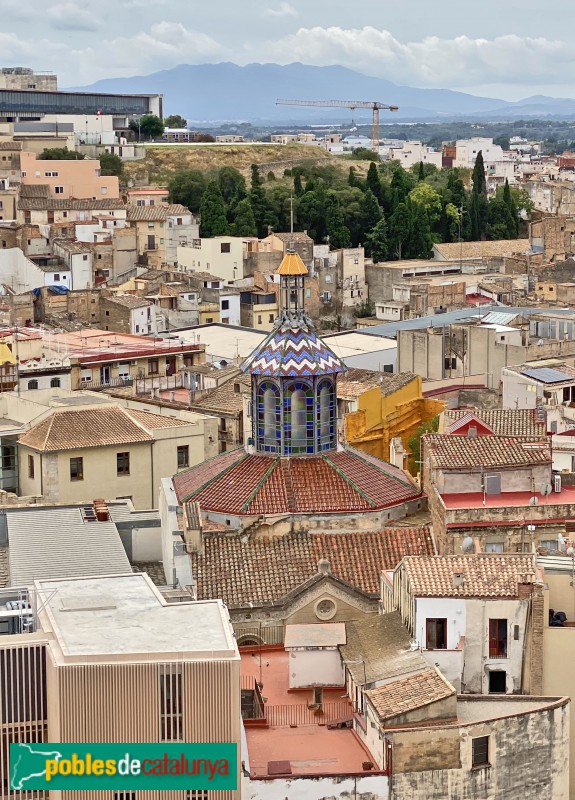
1, 0, 574, 100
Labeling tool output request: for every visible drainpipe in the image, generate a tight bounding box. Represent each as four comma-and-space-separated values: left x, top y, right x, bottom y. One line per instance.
150, 441, 154, 508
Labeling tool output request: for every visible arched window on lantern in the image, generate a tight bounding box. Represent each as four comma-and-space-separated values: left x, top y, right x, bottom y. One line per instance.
256, 380, 280, 453
317, 379, 336, 451
286, 381, 314, 454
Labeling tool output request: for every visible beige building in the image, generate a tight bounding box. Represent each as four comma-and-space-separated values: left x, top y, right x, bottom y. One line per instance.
0, 572, 240, 800
127, 204, 198, 269
20, 151, 120, 200
18, 403, 216, 509
177, 236, 244, 281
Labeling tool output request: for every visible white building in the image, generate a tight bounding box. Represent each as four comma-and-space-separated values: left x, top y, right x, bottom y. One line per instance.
177, 236, 244, 281
0, 247, 71, 292
383, 553, 540, 694
219, 291, 241, 326
388, 141, 442, 169
454, 138, 505, 169
322, 330, 397, 371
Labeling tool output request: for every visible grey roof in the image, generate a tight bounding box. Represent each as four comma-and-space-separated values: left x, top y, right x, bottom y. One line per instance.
360, 306, 575, 339
340, 612, 428, 685
473, 311, 521, 325
522, 367, 573, 384
5, 506, 131, 586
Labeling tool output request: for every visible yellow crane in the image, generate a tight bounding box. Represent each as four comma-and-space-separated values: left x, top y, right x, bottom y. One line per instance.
276, 99, 399, 153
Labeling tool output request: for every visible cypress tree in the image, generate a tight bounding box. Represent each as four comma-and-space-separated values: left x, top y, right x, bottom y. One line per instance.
417, 161, 425, 182
470, 151, 488, 240
389, 202, 410, 260
365, 216, 388, 263
366, 162, 383, 204
231, 198, 257, 237
199, 181, 229, 237
502, 179, 519, 237
325, 195, 351, 249
358, 188, 382, 236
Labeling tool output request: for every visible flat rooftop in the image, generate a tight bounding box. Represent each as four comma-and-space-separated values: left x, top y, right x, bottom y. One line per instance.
241, 648, 375, 778
322, 331, 397, 358
37, 573, 237, 662
442, 486, 575, 513
173, 324, 267, 361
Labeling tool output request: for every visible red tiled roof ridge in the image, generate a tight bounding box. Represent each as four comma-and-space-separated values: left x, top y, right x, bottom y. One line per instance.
178, 447, 248, 503
321, 453, 376, 508
343, 446, 417, 489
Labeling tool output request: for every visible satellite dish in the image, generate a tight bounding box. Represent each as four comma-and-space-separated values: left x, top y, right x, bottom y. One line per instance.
567, 547, 574, 557
461, 536, 474, 553
540, 483, 552, 496
529, 496, 539, 506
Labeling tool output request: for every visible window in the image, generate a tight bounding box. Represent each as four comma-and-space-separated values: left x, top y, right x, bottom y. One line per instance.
82, 254, 88, 261
117, 452, 130, 476
540, 539, 558, 552
114, 793, 137, 800
101, 187, 108, 195
186, 792, 208, 800
426, 618, 447, 649
221, 299, 229, 310
220, 242, 231, 253
269, 314, 274, 323
69, 457, 84, 481
54, 186, 64, 194
1, 445, 15, 472
27, 380, 38, 390
50, 377, 61, 388
472, 736, 490, 768
53, 274, 60, 281
28, 455, 34, 480
489, 619, 507, 658
160, 665, 183, 740
485, 542, 504, 553
148, 358, 159, 374
177, 445, 189, 468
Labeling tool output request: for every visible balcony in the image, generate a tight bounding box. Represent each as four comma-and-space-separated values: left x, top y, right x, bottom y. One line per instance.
80, 376, 133, 391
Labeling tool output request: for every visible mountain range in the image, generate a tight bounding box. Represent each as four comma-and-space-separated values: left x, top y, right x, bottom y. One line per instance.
72, 62, 575, 123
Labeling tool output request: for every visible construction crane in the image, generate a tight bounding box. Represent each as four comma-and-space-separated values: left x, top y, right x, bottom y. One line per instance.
276, 99, 399, 153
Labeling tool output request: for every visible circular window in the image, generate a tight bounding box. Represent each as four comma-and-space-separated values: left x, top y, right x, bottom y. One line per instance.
315, 598, 337, 621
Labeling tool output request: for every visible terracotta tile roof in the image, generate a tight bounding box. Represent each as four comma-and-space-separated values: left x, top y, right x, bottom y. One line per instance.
400, 554, 536, 598
190, 527, 435, 607
192, 374, 251, 416
271, 232, 313, 243
105, 294, 151, 309
126, 203, 189, 221
173, 447, 421, 514
366, 668, 455, 722
18, 406, 153, 452
434, 239, 530, 260
0, 141, 22, 151
18, 197, 125, 211
424, 433, 551, 469
340, 613, 428, 685
20, 184, 49, 197
125, 409, 190, 428
444, 408, 547, 437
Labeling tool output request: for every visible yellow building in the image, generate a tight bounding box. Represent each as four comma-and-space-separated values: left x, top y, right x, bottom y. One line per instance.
342, 370, 444, 469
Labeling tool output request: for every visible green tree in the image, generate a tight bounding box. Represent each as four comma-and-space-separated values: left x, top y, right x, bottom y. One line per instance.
408, 182, 442, 228
218, 166, 246, 206
38, 147, 85, 160
293, 172, 304, 197
407, 201, 433, 259
502, 179, 519, 237
168, 169, 207, 213
418, 161, 425, 182
325, 195, 351, 249
389, 202, 410, 260
470, 150, 488, 240
366, 161, 383, 204
163, 114, 187, 128
407, 417, 439, 472
487, 197, 516, 240
390, 163, 416, 206
231, 198, 257, 237
351, 147, 380, 160
99, 151, 123, 178
296, 186, 327, 243
358, 188, 382, 235
199, 181, 229, 237
365, 217, 388, 263
131, 114, 164, 140
249, 164, 273, 238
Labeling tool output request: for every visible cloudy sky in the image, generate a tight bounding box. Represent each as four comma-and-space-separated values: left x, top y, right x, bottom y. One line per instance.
1, 0, 573, 100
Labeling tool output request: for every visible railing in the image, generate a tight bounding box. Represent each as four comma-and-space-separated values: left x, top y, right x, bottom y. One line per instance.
266, 702, 352, 728
80, 377, 133, 391
489, 640, 507, 659
234, 625, 285, 646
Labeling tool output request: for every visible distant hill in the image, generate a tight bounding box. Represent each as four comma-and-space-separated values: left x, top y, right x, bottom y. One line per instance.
71, 62, 574, 123
69, 62, 510, 122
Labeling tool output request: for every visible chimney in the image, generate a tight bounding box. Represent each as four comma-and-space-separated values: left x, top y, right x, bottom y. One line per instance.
93, 498, 109, 522
453, 571, 464, 589
317, 558, 331, 575
467, 425, 477, 439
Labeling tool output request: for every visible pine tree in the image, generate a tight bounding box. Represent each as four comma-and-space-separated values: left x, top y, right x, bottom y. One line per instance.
199, 181, 229, 237
231, 198, 257, 237
365, 216, 388, 262
470, 151, 488, 240
389, 202, 410, 260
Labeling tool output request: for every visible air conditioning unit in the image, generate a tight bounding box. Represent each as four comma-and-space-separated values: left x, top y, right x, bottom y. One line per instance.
554, 475, 562, 493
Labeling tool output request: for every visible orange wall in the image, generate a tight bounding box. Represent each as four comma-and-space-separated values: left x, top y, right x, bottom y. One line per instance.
21, 151, 119, 200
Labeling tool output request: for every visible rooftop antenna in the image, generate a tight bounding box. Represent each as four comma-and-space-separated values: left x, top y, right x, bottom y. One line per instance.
290, 190, 294, 236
